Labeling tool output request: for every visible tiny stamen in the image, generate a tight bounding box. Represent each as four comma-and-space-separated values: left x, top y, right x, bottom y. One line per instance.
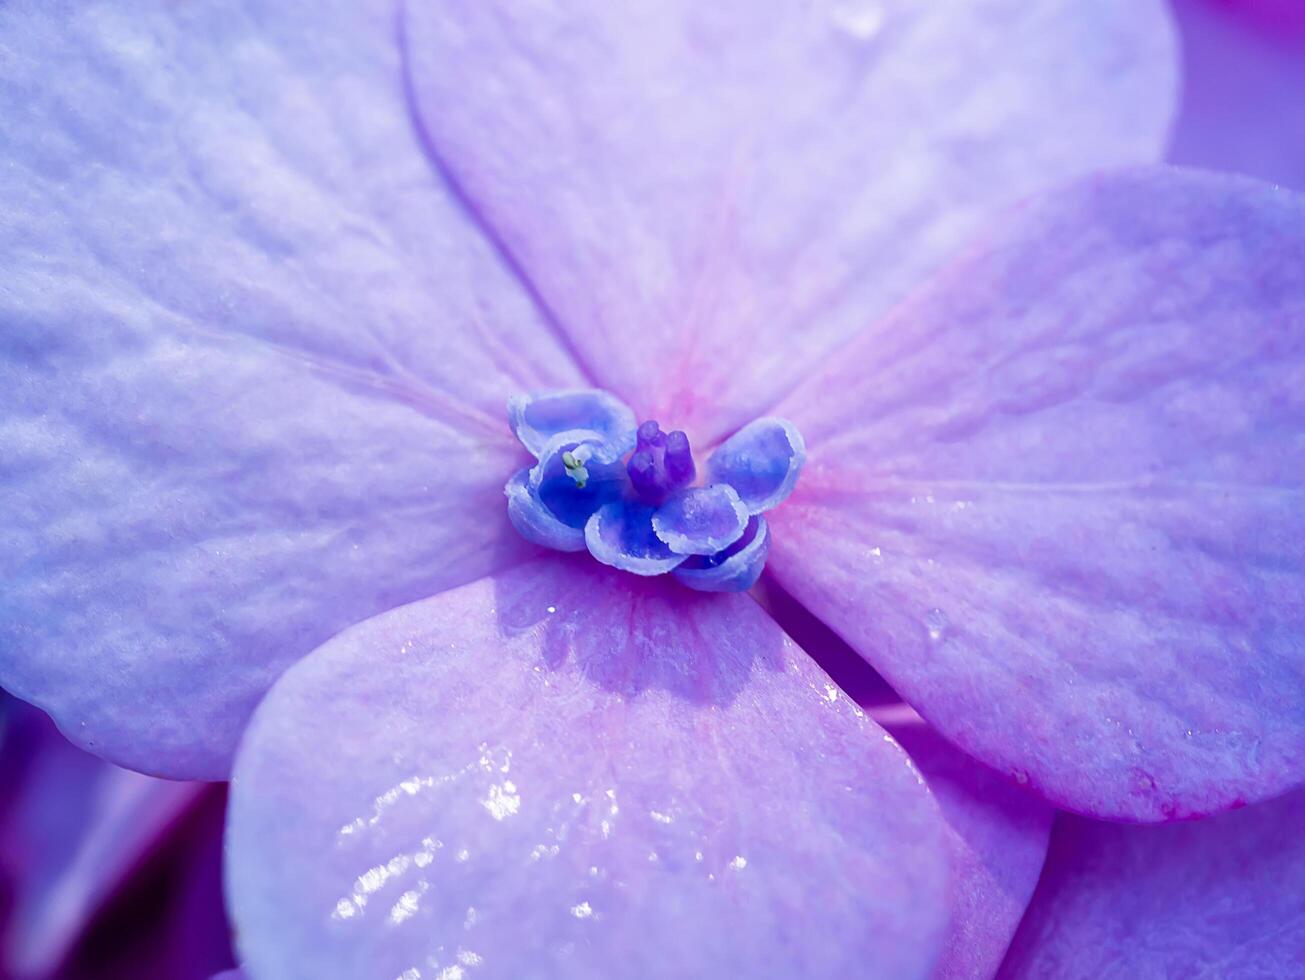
561, 449, 590, 489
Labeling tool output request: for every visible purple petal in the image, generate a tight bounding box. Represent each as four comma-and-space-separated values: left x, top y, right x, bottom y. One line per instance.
652, 484, 749, 555
0, 1, 587, 778
769, 168, 1305, 820
403, 0, 1176, 440
673, 516, 771, 594
227, 558, 950, 979
878, 706, 1054, 980
508, 389, 637, 459
585, 502, 686, 575
998, 787, 1305, 978
707, 418, 806, 515
1168, 0, 1305, 191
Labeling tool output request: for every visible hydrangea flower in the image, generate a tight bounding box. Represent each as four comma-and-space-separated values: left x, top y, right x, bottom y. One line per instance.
3, 1, 1305, 977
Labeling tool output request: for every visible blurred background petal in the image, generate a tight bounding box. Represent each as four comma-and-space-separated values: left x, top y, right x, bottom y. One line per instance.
998, 787, 1305, 977
0, 695, 235, 979
1168, 0, 1305, 190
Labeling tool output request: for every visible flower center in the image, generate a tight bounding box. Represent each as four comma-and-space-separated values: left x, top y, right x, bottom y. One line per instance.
627, 420, 695, 505
503, 388, 806, 592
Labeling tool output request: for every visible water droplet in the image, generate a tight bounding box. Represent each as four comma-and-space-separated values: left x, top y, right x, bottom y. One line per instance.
924, 608, 949, 641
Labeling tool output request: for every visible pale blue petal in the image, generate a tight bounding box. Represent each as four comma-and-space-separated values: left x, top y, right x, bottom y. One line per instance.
674, 517, 770, 593
508, 389, 637, 459
585, 503, 685, 575
708, 418, 806, 514
652, 485, 749, 556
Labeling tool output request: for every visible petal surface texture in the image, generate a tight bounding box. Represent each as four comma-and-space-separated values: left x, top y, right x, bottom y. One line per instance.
227, 558, 950, 980
403, 0, 1177, 440
769, 168, 1305, 820
998, 787, 1305, 979
882, 709, 1054, 980
0, 1, 582, 777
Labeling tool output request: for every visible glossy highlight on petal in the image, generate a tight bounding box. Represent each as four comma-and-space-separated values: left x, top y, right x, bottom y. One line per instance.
228, 559, 951, 979
652, 484, 749, 556
708, 418, 806, 514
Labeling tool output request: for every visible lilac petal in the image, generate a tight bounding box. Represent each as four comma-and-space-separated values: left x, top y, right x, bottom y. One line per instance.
998, 787, 1305, 978
1168, 0, 1305, 192
0, 698, 206, 977
707, 418, 806, 515
403, 0, 1176, 440
227, 558, 950, 979
769, 168, 1305, 820
652, 484, 749, 555
878, 707, 1054, 980
585, 502, 686, 575
673, 516, 771, 594
508, 389, 638, 459
0, 1, 587, 778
